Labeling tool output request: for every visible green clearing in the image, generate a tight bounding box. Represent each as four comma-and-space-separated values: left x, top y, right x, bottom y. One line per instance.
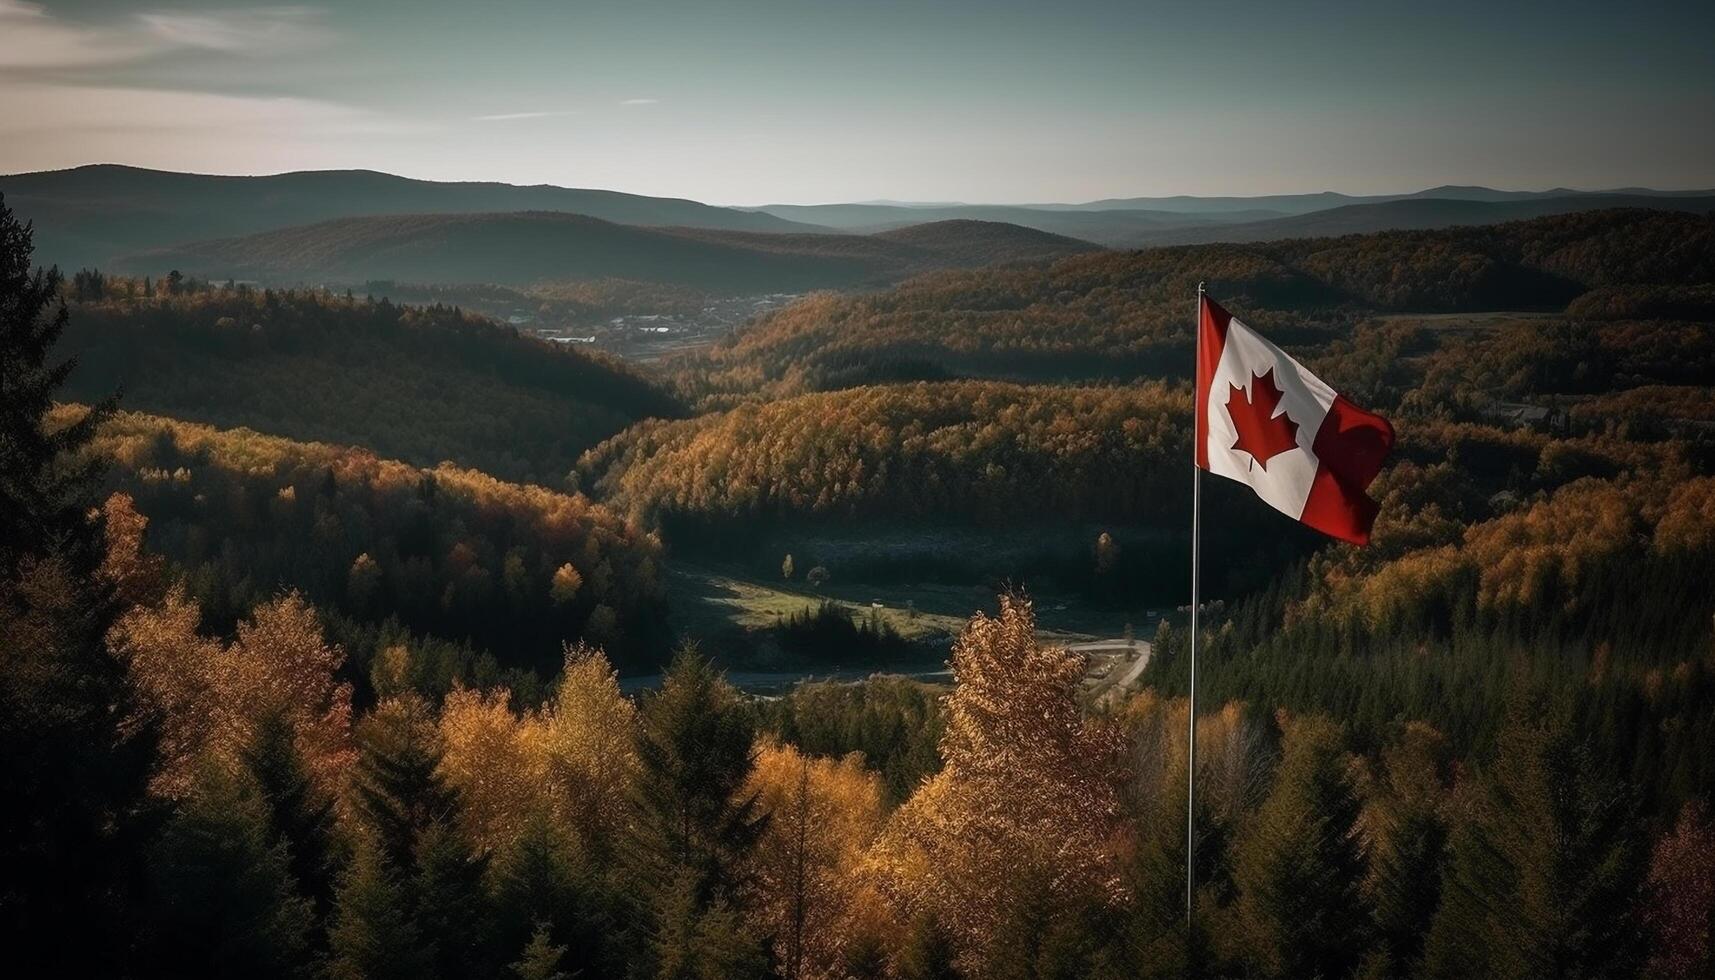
665, 560, 1160, 661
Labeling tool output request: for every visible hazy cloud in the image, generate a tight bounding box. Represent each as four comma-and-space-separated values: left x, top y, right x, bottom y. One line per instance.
0, 0, 156, 69
0, 80, 428, 174
136, 7, 335, 55
0, 3, 334, 73
619, 98, 659, 105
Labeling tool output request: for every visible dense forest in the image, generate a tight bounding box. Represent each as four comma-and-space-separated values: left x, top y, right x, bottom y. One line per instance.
675, 208, 1715, 406
70, 407, 668, 679
120, 214, 1100, 294
8, 183, 1715, 980
53, 277, 680, 484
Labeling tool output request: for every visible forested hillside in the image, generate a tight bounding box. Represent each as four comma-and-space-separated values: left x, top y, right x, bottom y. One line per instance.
69, 407, 668, 679
676, 208, 1715, 404
116, 212, 1100, 292
54, 280, 680, 484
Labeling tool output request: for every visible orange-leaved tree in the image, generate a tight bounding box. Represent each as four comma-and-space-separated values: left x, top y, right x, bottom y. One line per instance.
868, 594, 1126, 972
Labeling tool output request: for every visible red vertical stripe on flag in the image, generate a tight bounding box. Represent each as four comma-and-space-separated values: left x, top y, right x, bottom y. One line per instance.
1300, 395, 1397, 544
1194, 295, 1231, 470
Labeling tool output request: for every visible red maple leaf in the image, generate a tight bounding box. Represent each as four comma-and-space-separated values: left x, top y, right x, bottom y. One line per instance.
1226, 369, 1300, 471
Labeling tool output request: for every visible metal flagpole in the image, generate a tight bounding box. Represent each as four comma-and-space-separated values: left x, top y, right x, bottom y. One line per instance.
1186, 281, 1205, 924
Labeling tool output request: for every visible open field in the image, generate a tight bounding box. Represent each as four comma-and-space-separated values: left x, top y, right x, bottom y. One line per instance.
660, 561, 1162, 693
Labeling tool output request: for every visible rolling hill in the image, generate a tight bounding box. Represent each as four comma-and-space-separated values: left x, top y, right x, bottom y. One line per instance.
869, 219, 1102, 265
750, 190, 1715, 246
116, 212, 1102, 290
57, 286, 683, 484
673, 208, 1715, 403
745, 201, 1238, 246
1120, 194, 1715, 245
995, 184, 1715, 215
0, 164, 829, 270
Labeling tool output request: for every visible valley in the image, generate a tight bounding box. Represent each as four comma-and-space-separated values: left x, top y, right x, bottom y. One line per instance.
6, 3, 1713, 975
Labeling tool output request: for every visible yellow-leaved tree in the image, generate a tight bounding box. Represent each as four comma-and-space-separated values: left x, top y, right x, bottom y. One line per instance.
537, 642, 638, 858
436, 643, 637, 859
111, 588, 353, 800
438, 686, 539, 856
745, 739, 885, 980
867, 594, 1126, 972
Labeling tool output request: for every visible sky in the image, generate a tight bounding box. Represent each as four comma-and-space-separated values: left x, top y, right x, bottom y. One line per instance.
1, 0, 1712, 205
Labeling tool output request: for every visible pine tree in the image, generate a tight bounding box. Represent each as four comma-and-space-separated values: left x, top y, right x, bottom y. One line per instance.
0, 191, 155, 973
1421, 706, 1649, 980
147, 762, 317, 978
412, 820, 495, 978
647, 870, 769, 980
1232, 715, 1370, 980
242, 706, 339, 919
511, 924, 571, 980
329, 842, 434, 980
1364, 723, 1451, 979
334, 693, 495, 977
490, 814, 616, 979
629, 645, 768, 976
349, 694, 461, 869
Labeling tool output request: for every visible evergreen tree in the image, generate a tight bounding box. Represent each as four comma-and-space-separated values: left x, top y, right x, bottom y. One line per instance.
334, 693, 495, 978
413, 820, 496, 978
147, 762, 318, 978
629, 645, 768, 977
349, 694, 461, 869
243, 706, 340, 920
0, 191, 156, 973
841, 930, 888, 980
1232, 715, 1370, 980
491, 814, 615, 979
1363, 723, 1451, 979
646, 870, 770, 980
329, 842, 434, 980
1421, 706, 1650, 980
511, 924, 571, 980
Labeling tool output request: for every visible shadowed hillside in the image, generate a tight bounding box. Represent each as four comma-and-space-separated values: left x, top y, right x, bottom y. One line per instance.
56, 283, 683, 484
871, 219, 1102, 264
116, 211, 1102, 291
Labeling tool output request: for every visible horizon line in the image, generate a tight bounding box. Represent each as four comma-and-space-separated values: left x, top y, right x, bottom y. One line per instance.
3, 160, 1713, 210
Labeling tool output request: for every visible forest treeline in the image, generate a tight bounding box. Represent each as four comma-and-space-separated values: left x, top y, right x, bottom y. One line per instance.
54, 276, 682, 484
63, 406, 669, 681
580, 381, 1191, 527
675, 208, 1715, 405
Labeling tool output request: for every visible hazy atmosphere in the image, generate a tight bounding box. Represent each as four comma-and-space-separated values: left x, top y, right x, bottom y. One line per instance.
3, 0, 1713, 202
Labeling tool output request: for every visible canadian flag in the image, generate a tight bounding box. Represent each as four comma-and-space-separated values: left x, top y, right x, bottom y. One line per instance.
1196, 294, 1395, 545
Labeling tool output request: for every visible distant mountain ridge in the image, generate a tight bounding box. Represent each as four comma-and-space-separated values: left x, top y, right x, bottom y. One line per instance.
850, 184, 1715, 216
749, 186, 1715, 245
1118, 194, 1715, 246
0, 164, 826, 270
9, 163, 1710, 282
119, 212, 1099, 290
